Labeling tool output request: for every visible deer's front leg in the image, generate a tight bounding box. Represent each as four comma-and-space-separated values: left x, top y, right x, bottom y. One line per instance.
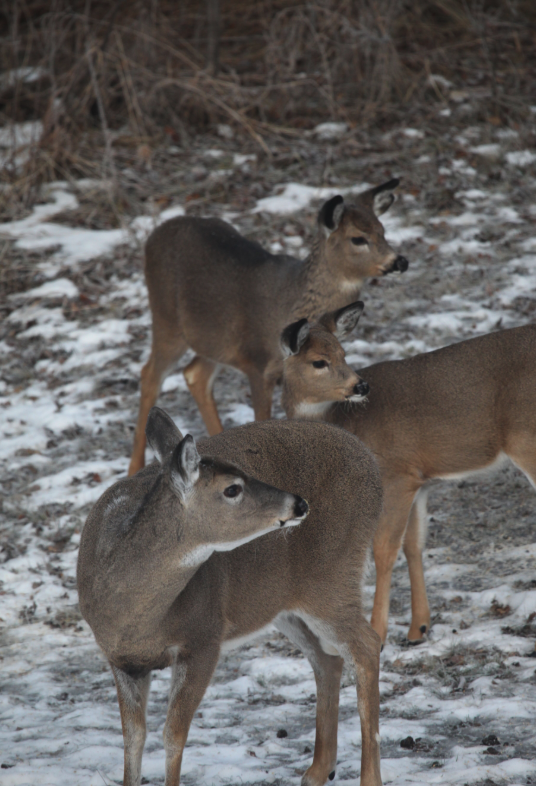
164, 645, 220, 786
370, 480, 418, 643
112, 665, 152, 786
277, 613, 343, 786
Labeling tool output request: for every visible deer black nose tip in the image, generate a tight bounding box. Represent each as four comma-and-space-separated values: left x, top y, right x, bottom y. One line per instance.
294, 496, 309, 518
354, 380, 370, 397
394, 255, 409, 272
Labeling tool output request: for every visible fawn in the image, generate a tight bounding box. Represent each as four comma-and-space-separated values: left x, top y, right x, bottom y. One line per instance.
281, 302, 536, 643
79, 408, 384, 786
128, 179, 408, 475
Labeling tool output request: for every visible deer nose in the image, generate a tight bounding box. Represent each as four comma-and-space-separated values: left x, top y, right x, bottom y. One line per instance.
354, 381, 370, 397
393, 255, 409, 272
293, 496, 309, 519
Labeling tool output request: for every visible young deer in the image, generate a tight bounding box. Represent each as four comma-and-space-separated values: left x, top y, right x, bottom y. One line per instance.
79, 408, 384, 786
281, 304, 536, 644
128, 179, 408, 475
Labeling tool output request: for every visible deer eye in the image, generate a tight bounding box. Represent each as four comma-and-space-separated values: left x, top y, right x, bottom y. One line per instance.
351, 237, 368, 246
223, 484, 242, 499
312, 360, 328, 369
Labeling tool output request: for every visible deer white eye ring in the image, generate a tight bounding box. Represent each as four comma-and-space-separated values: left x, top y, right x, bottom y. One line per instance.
223, 483, 243, 499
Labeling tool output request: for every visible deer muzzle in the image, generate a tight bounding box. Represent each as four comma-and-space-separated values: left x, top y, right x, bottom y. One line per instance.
353, 380, 370, 397
383, 255, 409, 275
293, 496, 309, 519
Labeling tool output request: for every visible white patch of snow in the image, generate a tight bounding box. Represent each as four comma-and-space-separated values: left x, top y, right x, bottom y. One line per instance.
313, 122, 348, 140
0, 119, 43, 148
506, 150, 536, 167
19, 278, 80, 300
469, 143, 502, 159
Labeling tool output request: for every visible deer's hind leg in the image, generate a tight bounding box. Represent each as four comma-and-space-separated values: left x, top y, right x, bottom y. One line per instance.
403, 487, 431, 643
276, 614, 343, 786
129, 336, 188, 476
183, 356, 222, 435
112, 666, 152, 786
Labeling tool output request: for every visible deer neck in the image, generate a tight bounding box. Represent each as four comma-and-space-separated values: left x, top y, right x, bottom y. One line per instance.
282, 386, 335, 421
291, 234, 362, 320
94, 538, 201, 658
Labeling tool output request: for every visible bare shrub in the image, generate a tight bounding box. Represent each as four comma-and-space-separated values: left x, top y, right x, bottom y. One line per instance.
0, 0, 534, 202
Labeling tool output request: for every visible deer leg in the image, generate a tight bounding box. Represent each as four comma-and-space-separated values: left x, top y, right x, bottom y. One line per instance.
508, 443, 536, 654
247, 368, 275, 421
183, 356, 222, 435
346, 618, 383, 786
370, 481, 418, 644
163, 646, 220, 786
112, 666, 152, 786
403, 487, 431, 643
129, 339, 187, 476
276, 614, 343, 786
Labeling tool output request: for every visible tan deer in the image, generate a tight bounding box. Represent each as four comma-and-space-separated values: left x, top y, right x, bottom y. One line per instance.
128, 179, 408, 475
280, 304, 536, 644
79, 408, 384, 786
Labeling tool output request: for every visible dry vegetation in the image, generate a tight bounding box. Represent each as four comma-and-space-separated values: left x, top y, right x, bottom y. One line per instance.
0, 0, 534, 207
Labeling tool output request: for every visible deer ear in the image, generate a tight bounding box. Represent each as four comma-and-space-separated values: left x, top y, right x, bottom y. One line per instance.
280, 318, 310, 357
146, 407, 184, 464
170, 435, 200, 499
358, 178, 399, 216
319, 301, 364, 339
371, 178, 400, 216
318, 195, 345, 234
373, 191, 395, 216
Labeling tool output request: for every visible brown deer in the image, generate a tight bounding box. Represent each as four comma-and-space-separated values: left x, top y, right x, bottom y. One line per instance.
280, 304, 536, 644
79, 409, 384, 786
128, 179, 408, 475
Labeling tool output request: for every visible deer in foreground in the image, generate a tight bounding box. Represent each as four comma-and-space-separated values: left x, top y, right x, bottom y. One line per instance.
128, 179, 409, 475
79, 409, 384, 786
280, 303, 536, 644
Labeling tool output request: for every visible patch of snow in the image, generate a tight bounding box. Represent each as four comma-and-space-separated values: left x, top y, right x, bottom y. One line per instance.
253, 181, 370, 215
0, 66, 47, 89
401, 128, 425, 139
0, 120, 43, 149
427, 74, 454, 90
506, 150, 536, 166
469, 144, 502, 159
313, 122, 348, 140
19, 278, 80, 300
217, 124, 234, 140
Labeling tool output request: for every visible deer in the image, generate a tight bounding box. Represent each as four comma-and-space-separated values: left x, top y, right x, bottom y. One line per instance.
79, 408, 384, 786
280, 302, 536, 645
128, 179, 409, 475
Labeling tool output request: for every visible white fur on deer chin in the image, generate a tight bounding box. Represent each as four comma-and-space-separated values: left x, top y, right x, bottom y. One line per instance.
294, 400, 333, 419
178, 520, 303, 569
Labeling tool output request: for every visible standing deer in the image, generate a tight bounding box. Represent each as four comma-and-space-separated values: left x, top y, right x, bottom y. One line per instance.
79, 409, 384, 786
128, 179, 408, 475
280, 303, 536, 644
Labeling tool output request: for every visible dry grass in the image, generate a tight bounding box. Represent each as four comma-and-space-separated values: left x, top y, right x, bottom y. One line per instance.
0, 0, 534, 208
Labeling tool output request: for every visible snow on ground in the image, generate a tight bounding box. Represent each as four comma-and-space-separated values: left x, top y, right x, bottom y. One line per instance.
1, 121, 536, 785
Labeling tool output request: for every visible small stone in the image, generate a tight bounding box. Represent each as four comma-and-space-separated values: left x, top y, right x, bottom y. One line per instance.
276, 728, 288, 738
400, 736, 415, 749
482, 734, 500, 746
